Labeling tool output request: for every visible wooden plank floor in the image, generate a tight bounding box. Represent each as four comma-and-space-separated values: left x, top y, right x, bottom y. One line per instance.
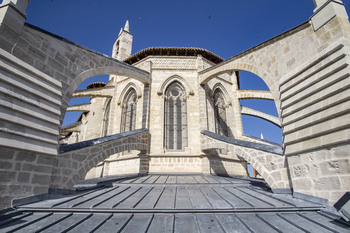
1, 175, 349, 232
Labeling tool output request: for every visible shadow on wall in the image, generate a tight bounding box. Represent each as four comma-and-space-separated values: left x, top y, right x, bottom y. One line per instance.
207, 150, 248, 177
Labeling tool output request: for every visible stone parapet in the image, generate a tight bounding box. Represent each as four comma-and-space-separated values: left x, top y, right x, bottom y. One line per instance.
50, 129, 149, 190
201, 131, 289, 191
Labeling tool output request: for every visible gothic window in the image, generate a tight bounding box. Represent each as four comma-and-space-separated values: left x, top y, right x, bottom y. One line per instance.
213, 89, 228, 136
102, 98, 111, 136
121, 88, 137, 132
164, 82, 188, 150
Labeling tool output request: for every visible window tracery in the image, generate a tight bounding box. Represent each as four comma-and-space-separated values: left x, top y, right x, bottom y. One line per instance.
213, 88, 228, 136
121, 88, 137, 132
164, 82, 188, 150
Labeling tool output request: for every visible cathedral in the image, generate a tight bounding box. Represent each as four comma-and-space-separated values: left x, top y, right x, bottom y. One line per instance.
60, 20, 278, 179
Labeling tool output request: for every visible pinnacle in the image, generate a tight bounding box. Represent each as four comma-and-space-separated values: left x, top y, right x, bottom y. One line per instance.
124, 20, 130, 32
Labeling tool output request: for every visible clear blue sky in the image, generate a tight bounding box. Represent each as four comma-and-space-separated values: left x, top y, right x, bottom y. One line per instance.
25, 0, 349, 144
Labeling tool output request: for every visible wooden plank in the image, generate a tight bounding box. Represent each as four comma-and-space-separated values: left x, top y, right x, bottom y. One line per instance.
130, 175, 152, 183
199, 186, 233, 209
242, 187, 295, 207
237, 214, 279, 232
257, 214, 304, 233
183, 176, 198, 183
134, 187, 164, 209
166, 176, 177, 183
15, 213, 72, 233
278, 213, 346, 233
154, 187, 176, 209
226, 187, 273, 208
120, 214, 153, 232
154, 175, 168, 184
115, 187, 152, 209
93, 214, 132, 233
68, 214, 111, 233
196, 214, 225, 233
143, 175, 160, 184
40, 213, 90, 232
202, 176, 220, 183
0, 213, 51, 232
175, 187, 193, 209
187, 187, 212, 209
95, 187, 141, 208
192, 176, 209, 183
176, 176, 186, 184
304, 213, 350, 233
216, 214, 251, 233
74, 186, 129, 208
174, 214, 198, 233
215, 187, 252, 208
147, 214, 174, 233
56, 187, 116, 208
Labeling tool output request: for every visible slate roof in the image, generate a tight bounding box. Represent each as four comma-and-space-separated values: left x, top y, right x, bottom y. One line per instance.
1, 174, 349, 232
123, 47, 224, 65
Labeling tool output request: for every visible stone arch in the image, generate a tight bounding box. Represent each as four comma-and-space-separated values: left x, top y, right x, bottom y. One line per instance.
60, 63, 150, 124
232, 145, 288, 190
157, 75, 194, 96
201, 132, 288, 191
240, 106, 281, 127
211, 82, 232, 106
117, 82, 142, 105
51, 129, 149, 190
199, 63, 280, 114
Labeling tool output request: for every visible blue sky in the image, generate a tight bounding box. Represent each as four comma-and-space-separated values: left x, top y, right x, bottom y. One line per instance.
25, 0, 349, 144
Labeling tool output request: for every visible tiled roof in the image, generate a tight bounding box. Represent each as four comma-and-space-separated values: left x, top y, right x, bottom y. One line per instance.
1, 175, 349, 232
124, 47, 224, 65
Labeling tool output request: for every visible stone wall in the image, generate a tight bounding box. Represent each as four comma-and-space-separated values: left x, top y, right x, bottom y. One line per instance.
288, 145, 350, 204
0, 147, 54, 209
201, 131, 289, 192
149, 156, 202, 173
50, 129, 149, 190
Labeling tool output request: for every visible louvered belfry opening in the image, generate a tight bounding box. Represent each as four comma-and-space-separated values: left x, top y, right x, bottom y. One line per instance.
164, 82, 188, 150
213, 88, 228, 137
121, 88, 137, 132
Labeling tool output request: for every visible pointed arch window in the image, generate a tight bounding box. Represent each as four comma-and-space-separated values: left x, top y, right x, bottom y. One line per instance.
213, 89, 228, 136
121, 88, 137, 132
164, 82, 187, 150
102, 98, 111, 136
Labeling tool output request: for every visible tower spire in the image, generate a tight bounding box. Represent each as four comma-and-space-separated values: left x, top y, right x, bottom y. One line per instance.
124, 20, 130, 32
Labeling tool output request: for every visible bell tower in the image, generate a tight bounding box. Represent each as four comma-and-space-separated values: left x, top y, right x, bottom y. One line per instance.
112, 20, 133, 61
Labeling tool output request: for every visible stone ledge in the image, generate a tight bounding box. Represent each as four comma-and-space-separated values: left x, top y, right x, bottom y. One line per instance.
201, 130, 283, 155
59, 128, 148, 153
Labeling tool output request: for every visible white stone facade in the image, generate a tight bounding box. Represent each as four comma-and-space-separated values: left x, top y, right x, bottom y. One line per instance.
63, 42, 254, 178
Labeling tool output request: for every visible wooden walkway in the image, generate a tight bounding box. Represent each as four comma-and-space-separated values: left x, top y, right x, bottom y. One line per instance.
1, 175, 349, 232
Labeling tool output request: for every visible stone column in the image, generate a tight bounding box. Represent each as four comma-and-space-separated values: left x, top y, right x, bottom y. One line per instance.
313, 0, 342, 9
311, 0, 348, 31
0, 0, 29, 34
230, 71, 243, 138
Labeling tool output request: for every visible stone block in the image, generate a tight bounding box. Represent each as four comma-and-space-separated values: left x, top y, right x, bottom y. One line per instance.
0, 161, 13, 170
292, 178, 312, 190
33, 186, 48, 194
0, 170, 16, 182
1, 148, 15, 160
17, 172, 31, 183
319, 159, 350, 175
8, 185, 33, 195
31, 174, 51, 185
314, 176, 341, 190
331, 145, 350, 157
16, 151, 37, 162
